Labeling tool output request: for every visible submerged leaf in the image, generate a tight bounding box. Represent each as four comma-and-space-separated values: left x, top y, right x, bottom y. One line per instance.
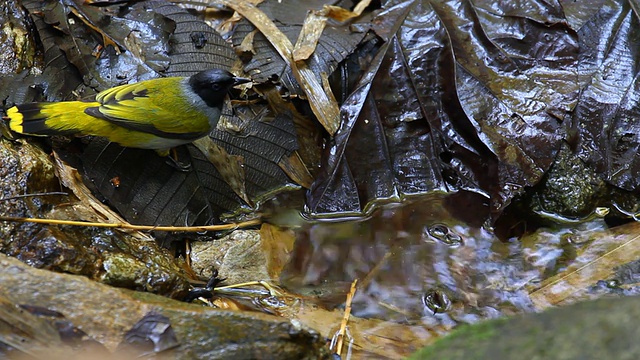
259, 223, 296, 279
0, 295, 66, 357
529, 221, 640, 310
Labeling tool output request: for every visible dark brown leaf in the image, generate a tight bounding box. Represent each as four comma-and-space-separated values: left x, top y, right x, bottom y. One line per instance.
307, 0, 580, 219
572, 0, 640, 191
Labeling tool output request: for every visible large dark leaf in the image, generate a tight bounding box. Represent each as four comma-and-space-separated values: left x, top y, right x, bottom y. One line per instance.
571, 0, 640, 191
150, 1, 237, 76
307, 0, 580, 219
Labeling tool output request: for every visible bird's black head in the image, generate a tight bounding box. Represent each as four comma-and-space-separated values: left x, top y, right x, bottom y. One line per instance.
188, 69, 250, 108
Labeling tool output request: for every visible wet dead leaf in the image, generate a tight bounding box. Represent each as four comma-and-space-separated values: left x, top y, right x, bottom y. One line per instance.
308, 0, 579, 219
260, 85, 323, 169
223, 0, 340, 135
278, 152, 314, 189
67, 5, 122, 54
116, 312, 179, 355
529, 221, 640, 310
193, 137, 252, 207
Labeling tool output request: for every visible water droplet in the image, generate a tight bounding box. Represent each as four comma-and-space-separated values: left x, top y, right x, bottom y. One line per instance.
594, 207, 610, 217
564, 234, 581, 244
428, 224, 448, 238
422, 290, 451, 314
444, 232, 463, 247
425, 224, 463, 246
257, 295, 285, 310
606, 279, 620, 289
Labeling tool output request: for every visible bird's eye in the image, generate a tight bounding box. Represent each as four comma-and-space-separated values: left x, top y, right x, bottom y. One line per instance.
211, 83, 221, 91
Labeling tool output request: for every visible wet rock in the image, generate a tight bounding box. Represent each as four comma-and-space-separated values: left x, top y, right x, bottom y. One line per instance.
526, 143, 640, 222
411, 295, 640, 359
530, 143, 608, 218
0, 253, 330, 359
0, 139, 189, 297
189, 230, 272, 284
0, 294, 110, 358
0, 0, 39, 75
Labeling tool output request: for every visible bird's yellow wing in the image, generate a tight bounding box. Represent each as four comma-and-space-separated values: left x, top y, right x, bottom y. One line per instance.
87, 77, 211, 139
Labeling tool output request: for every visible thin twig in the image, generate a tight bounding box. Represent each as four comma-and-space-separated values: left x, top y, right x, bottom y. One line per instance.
336, 279, 358, 356
0, 192, 69, 201
0, 216, 262, 232
215, 281, 282, 296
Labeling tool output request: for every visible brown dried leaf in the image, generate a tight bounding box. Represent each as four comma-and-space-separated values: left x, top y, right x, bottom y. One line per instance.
278, 152, 313, 189
324, 0, 371, 21
237, 28, 259, 56
293, 10, 326, 62
223, 0, 340, 135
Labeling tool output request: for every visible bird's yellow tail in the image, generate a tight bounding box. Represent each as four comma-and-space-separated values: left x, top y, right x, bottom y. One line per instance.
8, 101, 100, 136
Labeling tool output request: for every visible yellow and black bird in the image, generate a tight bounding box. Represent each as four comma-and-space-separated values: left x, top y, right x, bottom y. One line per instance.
6, 69, 250, 156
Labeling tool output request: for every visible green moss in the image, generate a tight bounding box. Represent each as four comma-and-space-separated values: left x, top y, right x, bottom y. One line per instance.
408, 318, 507, 359
409, 296, 640, 360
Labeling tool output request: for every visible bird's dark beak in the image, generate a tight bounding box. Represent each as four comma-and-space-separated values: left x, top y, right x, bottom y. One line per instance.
233, 77, 251, 86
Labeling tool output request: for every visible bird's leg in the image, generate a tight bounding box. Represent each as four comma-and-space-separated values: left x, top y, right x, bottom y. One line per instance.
157, 148, 192, 172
